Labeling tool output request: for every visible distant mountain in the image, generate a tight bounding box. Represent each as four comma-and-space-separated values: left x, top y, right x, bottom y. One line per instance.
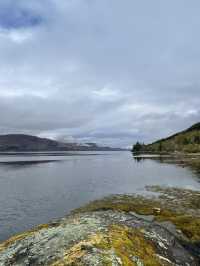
0, 134, 123, 152
132, 122, 200, 153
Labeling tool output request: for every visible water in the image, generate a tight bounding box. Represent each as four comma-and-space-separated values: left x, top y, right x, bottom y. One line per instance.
0, 151, 199, 241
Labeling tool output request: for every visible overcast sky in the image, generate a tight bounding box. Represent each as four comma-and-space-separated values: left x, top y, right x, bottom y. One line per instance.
0, 0, 200, 147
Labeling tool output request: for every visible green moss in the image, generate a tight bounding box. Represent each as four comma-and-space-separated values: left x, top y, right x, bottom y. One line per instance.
156, 215, 200, 242
74, 186, 200, 244
94, 225, 164, 265
50, 224, 166, 266
74, 195, 159, 216
1, 186, 199, 265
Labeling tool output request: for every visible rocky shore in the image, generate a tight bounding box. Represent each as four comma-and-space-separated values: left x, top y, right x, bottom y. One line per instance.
0, 186, 199, 265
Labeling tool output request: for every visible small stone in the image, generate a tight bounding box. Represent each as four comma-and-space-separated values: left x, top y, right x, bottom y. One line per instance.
153, 207, 161, 214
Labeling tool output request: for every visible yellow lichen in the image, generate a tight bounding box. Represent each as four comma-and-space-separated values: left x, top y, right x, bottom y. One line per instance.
0, 231, 33, 252
74, 187, 200, 244
95, 224, 165, 266
51, 234, 105, 265
51, 244, 86, 265
0, 222, 58, 252
50, 225, 167, 266
1, 186, 199, 265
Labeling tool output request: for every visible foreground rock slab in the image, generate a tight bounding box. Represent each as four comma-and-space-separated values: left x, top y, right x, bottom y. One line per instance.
0, 186, 199, 265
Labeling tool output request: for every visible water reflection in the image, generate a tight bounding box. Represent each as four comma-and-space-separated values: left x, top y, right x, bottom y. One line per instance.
0, 151, 200, 241
133, 156, 145, 163
0, 160, 61, 170
132, 153, 200, 179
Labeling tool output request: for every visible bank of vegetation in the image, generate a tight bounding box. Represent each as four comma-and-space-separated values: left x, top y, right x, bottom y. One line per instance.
132, 122, 200, 153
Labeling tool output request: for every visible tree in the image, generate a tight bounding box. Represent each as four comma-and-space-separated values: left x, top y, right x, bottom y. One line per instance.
158, 141, 162, 152
132, 142, 143, 153
193, 135, 200, 144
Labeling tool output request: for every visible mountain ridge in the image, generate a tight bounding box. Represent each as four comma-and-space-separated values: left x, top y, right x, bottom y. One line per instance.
0, 134, 123, 152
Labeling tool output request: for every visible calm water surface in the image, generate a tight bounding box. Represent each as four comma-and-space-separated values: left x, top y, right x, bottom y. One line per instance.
0, 151, 200, 241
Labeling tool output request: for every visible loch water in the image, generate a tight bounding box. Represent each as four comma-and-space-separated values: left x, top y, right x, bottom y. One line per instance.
0, 151, 199, 241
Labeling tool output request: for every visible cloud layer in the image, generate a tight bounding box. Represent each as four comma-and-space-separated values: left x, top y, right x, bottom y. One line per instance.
0, 0, 200, 147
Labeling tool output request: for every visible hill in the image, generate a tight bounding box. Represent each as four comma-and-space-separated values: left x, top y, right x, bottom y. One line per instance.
0, 134, 122, 152
132, 122, 200, 153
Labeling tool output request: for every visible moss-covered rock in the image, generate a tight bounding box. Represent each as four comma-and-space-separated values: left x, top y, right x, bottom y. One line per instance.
0, 186, 199, 265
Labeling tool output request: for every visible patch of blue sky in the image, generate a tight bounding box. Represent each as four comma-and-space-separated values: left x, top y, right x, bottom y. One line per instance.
0, 6, 43, 29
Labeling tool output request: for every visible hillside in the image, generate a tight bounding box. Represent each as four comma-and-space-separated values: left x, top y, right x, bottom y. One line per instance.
0, 134, 122, 152
132, 122, 200, 153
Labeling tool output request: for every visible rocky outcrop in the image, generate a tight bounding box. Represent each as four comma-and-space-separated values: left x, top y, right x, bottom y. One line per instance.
0, 186, 199, 265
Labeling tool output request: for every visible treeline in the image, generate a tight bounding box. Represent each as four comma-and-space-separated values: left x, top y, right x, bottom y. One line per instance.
132, 142, 145, 153
132, 128, 200, 154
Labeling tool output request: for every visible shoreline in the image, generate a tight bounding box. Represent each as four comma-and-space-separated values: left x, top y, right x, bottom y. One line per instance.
0, 186, 199, 265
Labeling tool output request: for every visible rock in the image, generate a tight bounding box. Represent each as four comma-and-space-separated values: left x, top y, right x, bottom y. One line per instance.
1, 186, 200, 265
0, 210, 198, 265
153, 207, 161, 214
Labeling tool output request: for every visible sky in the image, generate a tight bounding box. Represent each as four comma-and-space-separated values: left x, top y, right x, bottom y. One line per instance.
0, 0, 200, 147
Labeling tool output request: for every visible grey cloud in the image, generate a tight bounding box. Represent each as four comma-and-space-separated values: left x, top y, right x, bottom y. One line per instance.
0, 0, 200, 147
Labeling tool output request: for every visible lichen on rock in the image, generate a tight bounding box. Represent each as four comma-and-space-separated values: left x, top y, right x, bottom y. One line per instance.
0, 186, 199, 265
